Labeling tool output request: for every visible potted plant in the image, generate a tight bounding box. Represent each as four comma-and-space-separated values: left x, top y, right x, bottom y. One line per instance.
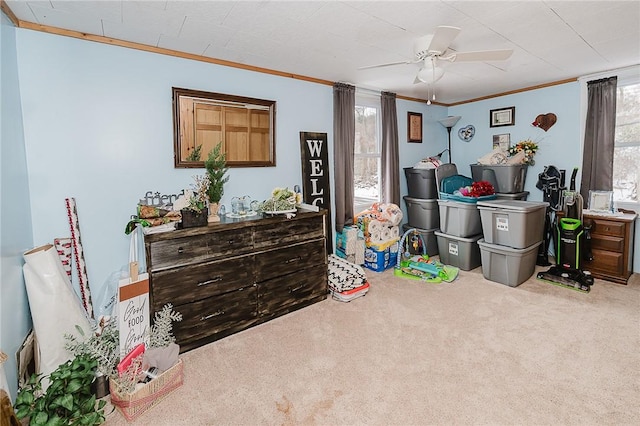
181, 174, 210, 228
204, 142, 229, 222
64, 321, 119, 399
13, 355, 107, 426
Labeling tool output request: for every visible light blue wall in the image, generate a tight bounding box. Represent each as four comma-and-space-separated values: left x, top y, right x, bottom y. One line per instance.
15, 29, 337, 304
397, 99, 448, 224
448, 83, 582, 201
0, 12, 34, 400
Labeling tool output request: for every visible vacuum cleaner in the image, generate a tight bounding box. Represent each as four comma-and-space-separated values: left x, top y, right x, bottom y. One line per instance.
537, 167, 594, 293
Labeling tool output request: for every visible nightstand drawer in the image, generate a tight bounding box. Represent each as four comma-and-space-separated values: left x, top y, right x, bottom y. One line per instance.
172, 287, 258, 347
151, 255, 254, 308
585, 249, 623, 275
148, 228, 253, 270
590, 219, 625, 237
590, 234, 624, 253
254, 239, 326, 282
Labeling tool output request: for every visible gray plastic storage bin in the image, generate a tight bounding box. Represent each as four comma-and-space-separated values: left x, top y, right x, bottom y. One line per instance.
435, 231, 482, 271
477, 200, 548, 249
404, 167, 438, 199
495, 191, 529, 201
404, 196, 440, 230
437, 199, 482, 237
478, 239, 541, 287
402, 224, 439, 256
470, 164, 528, 194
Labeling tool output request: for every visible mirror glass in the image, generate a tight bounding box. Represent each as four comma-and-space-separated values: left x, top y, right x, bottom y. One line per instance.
173, 87, 276, 168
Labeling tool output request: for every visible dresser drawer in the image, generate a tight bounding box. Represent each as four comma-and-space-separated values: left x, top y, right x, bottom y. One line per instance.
590, 219, 626, 237
258, 264, 327, 317
151, 255, 254, 309
148, 228, 253, 270
589, 234, 624, 253
254, 239, 326, 282
172, 286, 257, 348
253, 215, 325, 249
585, 249, 623, 275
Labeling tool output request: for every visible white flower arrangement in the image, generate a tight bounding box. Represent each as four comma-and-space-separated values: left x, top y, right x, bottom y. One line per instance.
259, 187, 302, 212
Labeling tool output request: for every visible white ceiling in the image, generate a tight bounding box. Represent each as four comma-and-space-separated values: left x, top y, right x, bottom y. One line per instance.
5, 0, 640, 104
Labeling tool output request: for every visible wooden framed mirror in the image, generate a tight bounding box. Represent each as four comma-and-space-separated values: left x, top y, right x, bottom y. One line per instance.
173, 87, 276, 168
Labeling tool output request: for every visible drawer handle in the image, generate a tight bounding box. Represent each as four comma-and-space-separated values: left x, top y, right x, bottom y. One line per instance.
198, 276, 223, 286
227, 239, 235, 245
177, 247, 184, 254
284, 256, 302, 264
289, 284, 304, 293
201, 310, 224, 321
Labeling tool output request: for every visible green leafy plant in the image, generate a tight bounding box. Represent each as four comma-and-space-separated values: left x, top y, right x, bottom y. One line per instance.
65, 321, 119, 378
186, 144, 202, 162
14, 355, 107, 426
204, 143, 229, 204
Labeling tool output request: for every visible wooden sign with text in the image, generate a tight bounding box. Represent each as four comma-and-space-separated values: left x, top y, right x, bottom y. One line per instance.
300, 132, 333, 252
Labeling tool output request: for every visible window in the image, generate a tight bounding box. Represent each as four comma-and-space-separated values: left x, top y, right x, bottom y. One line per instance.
354, 94, 382, 213
613, 80, 640, 206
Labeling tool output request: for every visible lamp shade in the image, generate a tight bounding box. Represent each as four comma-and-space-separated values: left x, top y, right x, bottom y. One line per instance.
437, 116, 462, 129
416, 64, 445, 84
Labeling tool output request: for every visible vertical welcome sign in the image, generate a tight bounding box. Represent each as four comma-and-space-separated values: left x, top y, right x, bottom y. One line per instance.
300, 132, 333, 253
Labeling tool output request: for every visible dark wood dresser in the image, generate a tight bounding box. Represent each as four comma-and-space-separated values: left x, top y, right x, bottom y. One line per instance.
144, 210, 328, 352
583, 212, 636, 284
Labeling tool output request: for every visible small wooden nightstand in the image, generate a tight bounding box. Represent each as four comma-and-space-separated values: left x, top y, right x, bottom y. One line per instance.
583, 212, 636, 284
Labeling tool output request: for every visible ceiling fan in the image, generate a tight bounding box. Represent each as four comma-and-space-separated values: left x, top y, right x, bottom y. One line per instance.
359, 26, 513, 85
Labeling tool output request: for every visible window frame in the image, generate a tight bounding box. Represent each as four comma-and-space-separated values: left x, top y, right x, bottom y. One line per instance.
354, 92, 382, 213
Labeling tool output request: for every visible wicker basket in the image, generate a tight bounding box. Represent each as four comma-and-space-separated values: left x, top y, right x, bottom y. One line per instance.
110, 358, 184, 421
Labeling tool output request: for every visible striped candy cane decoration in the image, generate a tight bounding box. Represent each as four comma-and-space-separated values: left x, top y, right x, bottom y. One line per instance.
65, 197, 94, 319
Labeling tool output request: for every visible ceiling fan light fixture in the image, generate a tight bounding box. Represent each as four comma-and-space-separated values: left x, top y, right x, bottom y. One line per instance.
416, 64, 444, 84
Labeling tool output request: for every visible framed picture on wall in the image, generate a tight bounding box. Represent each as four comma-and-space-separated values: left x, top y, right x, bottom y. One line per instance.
490, 106, 515, 127
492, 133, 511, 151
407, 112, 422, 143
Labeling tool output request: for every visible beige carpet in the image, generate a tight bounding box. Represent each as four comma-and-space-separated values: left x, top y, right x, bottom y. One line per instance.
103, 266, 640, 425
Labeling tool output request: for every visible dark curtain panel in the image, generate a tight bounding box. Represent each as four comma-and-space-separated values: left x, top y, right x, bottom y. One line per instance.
333, 83, 355, 233
381, 91, 400, 205
580, 76, 617, 202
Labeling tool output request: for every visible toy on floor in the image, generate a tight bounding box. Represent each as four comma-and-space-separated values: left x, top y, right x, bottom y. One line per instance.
394, 228, 459, 283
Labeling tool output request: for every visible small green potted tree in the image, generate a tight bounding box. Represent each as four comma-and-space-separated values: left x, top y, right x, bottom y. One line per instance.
204, 142, 229, 222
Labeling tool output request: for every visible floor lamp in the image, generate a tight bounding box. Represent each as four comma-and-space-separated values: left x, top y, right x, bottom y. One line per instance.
437, 116, 461, 163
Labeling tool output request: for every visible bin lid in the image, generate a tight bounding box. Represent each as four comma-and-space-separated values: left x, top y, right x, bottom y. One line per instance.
439, 192, 496, 204
403, 196, 438, 205
476, 199, 548, 211
434, 231, 482, 243
477, 238, 542, 253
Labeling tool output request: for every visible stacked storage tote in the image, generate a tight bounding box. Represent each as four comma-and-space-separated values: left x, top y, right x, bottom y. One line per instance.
470, 164, 530, 201
402, 167, 440, 256
477, 200, 548, 286
434, 172, 487, 271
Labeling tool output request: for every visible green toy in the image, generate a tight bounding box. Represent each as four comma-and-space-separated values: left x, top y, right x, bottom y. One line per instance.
393, 228, 459, 283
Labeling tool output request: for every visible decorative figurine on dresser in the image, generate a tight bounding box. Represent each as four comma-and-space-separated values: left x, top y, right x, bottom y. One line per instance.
144, 208, 329, 352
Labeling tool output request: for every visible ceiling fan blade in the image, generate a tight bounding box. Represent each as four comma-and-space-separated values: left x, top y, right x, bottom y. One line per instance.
448, 49, 513, 62
358, 60, 415, 70
427, 26, 461, 55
